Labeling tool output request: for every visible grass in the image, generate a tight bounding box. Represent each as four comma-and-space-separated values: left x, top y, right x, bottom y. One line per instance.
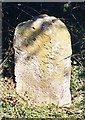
0, 65, 85, 119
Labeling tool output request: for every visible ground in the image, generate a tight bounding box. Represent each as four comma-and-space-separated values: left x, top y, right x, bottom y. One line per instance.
0, 65, 85, 119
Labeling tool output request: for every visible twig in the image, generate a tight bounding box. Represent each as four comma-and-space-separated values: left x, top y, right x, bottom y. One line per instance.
71, 55, 82, 65
0, 56, 9, 69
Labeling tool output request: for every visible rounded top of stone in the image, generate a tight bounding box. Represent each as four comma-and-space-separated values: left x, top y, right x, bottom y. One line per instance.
14, 14, 72, 59
14, 14, 68, 43
33, 14, 57, 21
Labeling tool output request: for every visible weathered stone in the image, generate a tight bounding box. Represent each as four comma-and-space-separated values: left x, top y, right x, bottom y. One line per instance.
14, 14, 72, 107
